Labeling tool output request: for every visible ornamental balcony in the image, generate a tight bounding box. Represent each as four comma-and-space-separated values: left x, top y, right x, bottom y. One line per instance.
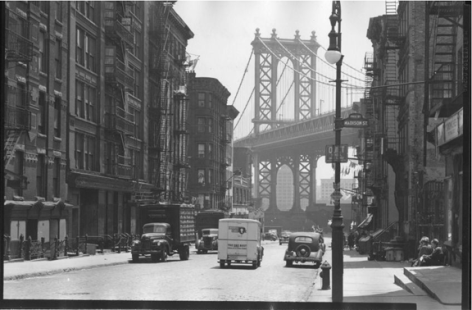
104, 14, 135, 46
5, 8, 34, 62
104, 107, 136, 136
5, 83, 31, 129
105, 56, 135, 89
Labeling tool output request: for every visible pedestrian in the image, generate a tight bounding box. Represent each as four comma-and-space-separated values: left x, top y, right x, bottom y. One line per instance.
353, 230, 359, 248
411, 236, 433, 267
418, 239, 444, 266
347, 232, 355, 250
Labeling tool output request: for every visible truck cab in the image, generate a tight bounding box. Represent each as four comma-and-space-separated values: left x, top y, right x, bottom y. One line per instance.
196, 228, 219, 254
218, 218, 263, 269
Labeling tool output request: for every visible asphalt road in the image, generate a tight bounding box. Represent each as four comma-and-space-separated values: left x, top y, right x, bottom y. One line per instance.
4, 240, 321, 301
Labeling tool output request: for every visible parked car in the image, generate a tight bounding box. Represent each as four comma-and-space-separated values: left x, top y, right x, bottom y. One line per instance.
279, 231, 291, 245
284, 232, 325, 268
262, 232, 278, 241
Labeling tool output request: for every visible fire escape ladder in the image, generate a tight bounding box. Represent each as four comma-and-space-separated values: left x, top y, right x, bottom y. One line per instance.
4, 130, 21, 169
429, 2, 457, 117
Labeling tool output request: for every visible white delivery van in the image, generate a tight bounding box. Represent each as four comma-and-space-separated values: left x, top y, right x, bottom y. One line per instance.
218, 218, 264, 268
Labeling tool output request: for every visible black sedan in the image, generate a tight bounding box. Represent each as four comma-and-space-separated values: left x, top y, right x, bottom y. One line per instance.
284, 232, 325, 268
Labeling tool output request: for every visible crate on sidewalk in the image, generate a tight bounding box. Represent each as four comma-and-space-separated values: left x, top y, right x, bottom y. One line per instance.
385, 247, 404, 261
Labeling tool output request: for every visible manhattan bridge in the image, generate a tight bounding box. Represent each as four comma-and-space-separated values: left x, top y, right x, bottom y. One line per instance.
230, 28, 370, 230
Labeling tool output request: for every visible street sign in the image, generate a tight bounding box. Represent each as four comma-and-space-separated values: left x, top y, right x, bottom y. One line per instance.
343, 113, 369, 128
325, 144, 348, 163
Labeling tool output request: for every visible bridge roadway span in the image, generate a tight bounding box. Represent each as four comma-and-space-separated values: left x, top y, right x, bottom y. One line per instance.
234, 107, 359, 156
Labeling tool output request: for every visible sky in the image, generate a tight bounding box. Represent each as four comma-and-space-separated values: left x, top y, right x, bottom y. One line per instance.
174, 0, 387, 182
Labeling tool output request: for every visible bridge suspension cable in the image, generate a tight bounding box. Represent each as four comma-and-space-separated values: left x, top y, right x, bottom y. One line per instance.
230, 50, 254, 107
296, 39, 368, 83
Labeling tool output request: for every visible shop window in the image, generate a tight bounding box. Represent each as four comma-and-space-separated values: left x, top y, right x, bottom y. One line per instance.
38, 220, 50, 242
10, 220, 26, 240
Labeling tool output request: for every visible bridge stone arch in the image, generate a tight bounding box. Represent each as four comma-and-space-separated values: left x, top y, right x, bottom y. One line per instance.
251, 28, 320, 134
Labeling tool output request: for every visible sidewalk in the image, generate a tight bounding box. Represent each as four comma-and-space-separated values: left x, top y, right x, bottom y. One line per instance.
308, 245, 463, 310
3, 250, 131, 281
3, 244, 463, 309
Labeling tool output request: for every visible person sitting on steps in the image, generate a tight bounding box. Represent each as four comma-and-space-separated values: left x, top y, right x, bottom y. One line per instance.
418, 239, 444, 267
411, 236, 433, 267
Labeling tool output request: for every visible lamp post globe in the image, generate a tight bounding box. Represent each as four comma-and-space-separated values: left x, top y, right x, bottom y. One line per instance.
325, 50, 342, 64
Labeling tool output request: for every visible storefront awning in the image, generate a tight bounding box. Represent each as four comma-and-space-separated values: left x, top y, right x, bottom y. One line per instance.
357, 213, 373, 229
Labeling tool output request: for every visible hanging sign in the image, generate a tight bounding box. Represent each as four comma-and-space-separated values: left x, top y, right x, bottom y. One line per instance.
342, 113, 369, 128
325, 144, 348, 163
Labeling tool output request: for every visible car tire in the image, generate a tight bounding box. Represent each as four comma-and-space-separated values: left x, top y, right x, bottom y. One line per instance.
151, 253, 159, 262
203, 249, 208, 254
286, 260, 293, 267
227, 261, 231, 266
313, 262, 321, 269
296, 245, 311, 257
220, 261, 225, 268
197, 249, 201, 254
252, 261, 257, 269
132, 254, 139, 262
179, 245, 190, 260
160, 248, 167, 262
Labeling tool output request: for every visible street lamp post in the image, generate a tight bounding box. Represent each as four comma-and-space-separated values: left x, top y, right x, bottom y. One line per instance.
325, 0, 344, 303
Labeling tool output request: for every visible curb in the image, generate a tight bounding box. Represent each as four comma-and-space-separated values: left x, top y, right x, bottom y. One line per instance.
4, 259, 130, 281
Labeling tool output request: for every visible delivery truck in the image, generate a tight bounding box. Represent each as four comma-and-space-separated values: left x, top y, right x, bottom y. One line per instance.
217, 218, 263, 269
131, 203, 195, 262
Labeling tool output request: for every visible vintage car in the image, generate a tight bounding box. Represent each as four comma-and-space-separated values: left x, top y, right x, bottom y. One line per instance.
262, 232, 278, 241
196, 228, 219, 254
279, 231, 291, 245
284, 232, 325, 268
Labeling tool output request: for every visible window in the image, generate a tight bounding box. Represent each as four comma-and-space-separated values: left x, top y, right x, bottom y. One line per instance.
84, 135, 95, 171
198, 169, 205, 186
38, 92, 46, 134
76, 81, 95, 122
198, 93, 205, 107
208, 94, 212, 108
208, 170, 213, 185
198, 144, 205, 158
77, 1, 95, 22
75, 133, 84, 169
56, 39, 62, 79
39, 31, 48, 73
14, 151, 24, 196
85, 35, 95, 71
208, 119, 213, 133
208, 144, 213, 159
197, 118, 205, 132
56, 2, 62, 22
53, 158, 60, 197
54, 97, 61, 137
85, 84, 95, 122
17, 82, 26, 107
76, 28, 83, 65
75, 133, 96, 171
36, 155, 45, 197
40, 1, 49, 13
76, 80, 84, 117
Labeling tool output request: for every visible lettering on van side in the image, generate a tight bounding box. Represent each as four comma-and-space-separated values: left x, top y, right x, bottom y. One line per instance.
229, 226, 246, 235
228, 243, 247, 249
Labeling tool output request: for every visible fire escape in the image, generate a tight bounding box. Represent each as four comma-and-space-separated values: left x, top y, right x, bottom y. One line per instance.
418, 1, 464, 237
4, 6, 35, 190
427, 1, 463, 118
103, 1, 137, 181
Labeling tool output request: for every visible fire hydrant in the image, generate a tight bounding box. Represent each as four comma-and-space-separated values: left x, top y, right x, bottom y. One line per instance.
319, 260, 331, 290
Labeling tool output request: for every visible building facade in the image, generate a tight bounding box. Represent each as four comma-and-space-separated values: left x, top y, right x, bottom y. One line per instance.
187, 73, 238, 212
362, 1, 465, 264
4, 1, 72, 257
3, 2, 196, 254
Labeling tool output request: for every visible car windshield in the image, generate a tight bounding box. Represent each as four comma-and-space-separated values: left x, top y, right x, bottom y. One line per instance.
143, 225, 166, 233
294, 236, 313, 243
203, 230, 210, 235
